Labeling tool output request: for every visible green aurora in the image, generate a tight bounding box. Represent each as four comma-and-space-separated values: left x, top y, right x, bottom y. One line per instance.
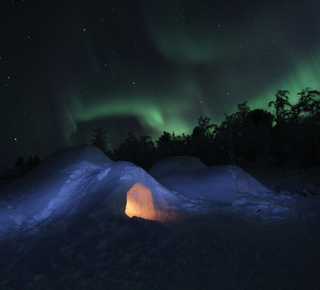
2, 0, 320, 163
64, 5, 320, 145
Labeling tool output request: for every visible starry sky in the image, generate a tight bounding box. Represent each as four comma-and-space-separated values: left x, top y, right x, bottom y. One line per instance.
1, 0, 320, 166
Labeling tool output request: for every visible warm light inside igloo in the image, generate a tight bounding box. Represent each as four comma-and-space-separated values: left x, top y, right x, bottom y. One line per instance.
125, 182, 158, 220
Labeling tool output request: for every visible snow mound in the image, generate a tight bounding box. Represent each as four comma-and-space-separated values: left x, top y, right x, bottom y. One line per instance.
148, 157, 300, 218
149, 157, 274, 203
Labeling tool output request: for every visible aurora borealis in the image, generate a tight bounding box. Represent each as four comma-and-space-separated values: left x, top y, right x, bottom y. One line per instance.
1, 0, 320, 166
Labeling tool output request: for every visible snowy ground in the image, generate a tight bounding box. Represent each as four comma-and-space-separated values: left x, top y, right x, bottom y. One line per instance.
0, 146, 319, 289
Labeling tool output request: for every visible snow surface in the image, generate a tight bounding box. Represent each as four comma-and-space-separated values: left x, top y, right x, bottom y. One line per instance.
148, 156, 319, 220
0, 146, 319, 289
1, 146, 319, 237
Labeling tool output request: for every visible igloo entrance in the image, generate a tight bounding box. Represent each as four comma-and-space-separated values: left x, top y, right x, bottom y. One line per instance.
125, 183, 159, 220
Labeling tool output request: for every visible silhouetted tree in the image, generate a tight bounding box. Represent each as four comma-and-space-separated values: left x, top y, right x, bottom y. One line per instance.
118, 132, 140, 164
138, 135, 156, 168
216, 113, 239, 165
242, 109, 273, 160
156, 131, 174, 158
233, 102, 251, 162
296, 88, 320, 116
27, 155, 41, 171
213, 102, 251, 166
172, 133, 192, 157
28, 157, 35, 171
14, 155, 28, 177
157, 131, 172, 146
90, 127, 108, 153
236, 101, 251, 123
268, 90, 291, 165
34, 155, 42, 167
192, 116, 216, 139
115, 133, 156, 169
191, 116, 217, 163
268, 90, 291, 121
290, 88, 320, 165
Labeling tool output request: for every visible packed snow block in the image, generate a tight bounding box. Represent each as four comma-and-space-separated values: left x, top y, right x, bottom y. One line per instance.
149, 157, 275, 204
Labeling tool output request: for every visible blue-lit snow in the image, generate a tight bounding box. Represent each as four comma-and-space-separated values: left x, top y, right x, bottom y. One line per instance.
0, 145, 320, 289
1, 146, 319, 239
148, 156, 319, 219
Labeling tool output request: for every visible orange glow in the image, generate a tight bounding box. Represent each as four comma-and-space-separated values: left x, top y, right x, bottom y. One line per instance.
125, 183, 159, 221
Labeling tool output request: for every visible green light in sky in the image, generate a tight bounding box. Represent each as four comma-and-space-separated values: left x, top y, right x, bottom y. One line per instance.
64, 49, 320, 145
61, 3, 320, 147
250, 49, 320, 111
144, 1, 279, 65
65, 79, 207, 143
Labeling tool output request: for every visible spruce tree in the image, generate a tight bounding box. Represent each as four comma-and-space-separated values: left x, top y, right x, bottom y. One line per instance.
90, 127, 108, 153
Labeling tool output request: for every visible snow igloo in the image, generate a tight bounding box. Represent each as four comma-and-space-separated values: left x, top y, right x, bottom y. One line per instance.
0, 146, 179, 238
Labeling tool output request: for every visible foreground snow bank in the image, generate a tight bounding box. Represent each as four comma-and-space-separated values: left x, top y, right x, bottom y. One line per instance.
0, 149, 319, 289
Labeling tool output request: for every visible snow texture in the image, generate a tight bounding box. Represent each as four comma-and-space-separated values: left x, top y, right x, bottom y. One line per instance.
0, 146, 320, 289
1, 146, 319, 239
148, 156, 314, 220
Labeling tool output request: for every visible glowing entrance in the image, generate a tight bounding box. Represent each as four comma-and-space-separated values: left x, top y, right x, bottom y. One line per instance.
125, 183, 158, 220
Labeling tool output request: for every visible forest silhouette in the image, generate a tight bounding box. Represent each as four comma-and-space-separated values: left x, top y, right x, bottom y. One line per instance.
92, 88, 320, 170
1, 87, 320, 190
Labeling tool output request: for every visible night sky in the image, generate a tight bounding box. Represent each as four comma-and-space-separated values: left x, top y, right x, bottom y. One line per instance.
1, 0, 320, 166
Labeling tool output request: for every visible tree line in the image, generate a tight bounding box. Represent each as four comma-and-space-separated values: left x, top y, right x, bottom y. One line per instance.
1, 155, 42, 190
1, 87, 319, 191
91, 87, 320, 170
